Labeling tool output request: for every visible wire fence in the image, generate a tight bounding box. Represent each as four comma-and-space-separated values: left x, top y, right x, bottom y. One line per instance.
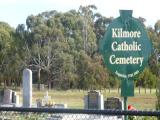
0, 107, 159, 120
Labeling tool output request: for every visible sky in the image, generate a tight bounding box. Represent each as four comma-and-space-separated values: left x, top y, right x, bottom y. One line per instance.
0, 0, 159, 28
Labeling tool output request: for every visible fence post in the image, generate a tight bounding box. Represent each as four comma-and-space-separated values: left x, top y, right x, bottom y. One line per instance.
124, 97, 128, 120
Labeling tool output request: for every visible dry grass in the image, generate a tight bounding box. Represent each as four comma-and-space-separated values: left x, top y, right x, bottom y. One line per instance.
16, 88, 157, 110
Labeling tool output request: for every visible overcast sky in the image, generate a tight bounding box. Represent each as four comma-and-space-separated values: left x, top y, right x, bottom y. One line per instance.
0, 0, 159, 28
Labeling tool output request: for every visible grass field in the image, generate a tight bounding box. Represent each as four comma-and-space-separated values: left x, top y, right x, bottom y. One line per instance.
16, 88, 157, 110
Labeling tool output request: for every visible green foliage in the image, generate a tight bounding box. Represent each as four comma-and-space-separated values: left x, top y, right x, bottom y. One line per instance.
136, 68, 157, 88
155, 20, 160, 33
108, 72, 120, 88
20, 5, 112, 89
0, 5, 160, 91
0, 22, 19, 87
76, 51, 109, 89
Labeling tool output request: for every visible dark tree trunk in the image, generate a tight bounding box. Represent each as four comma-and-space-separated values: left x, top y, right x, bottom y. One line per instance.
37, 68, 41, 90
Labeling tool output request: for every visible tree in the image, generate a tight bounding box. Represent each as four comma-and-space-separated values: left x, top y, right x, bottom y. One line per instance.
94, 13, 113, 42
0, 22, 15, 87
78, 5, 97, 55
76, 51, 109, 89
155, 20, 160, 34
136, 68, 156, 88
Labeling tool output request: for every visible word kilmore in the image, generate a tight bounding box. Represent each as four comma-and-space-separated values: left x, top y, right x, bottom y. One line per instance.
112, 28, 141, 38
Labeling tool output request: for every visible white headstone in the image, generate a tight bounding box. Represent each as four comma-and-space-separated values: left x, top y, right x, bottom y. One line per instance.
84, 90, 104, 110
43, 91, 51, 105
23, 68, 32, 107
3, 89, 12, 104
13, 95, 20, 106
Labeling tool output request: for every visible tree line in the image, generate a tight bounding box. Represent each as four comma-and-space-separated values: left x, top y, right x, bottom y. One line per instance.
0, 5, 160, 90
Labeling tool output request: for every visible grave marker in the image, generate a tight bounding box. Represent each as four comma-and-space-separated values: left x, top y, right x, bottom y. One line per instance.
0, 90, 4, 103
23, 68, 32, 107
104, 97, 123, 110
84, 90, 104, 110
3, 89, 12, 104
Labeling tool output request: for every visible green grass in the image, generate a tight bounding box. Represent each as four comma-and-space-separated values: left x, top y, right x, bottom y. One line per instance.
15, 88, 157, 110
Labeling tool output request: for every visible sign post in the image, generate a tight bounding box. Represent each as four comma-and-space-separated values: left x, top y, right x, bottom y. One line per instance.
99, 10, 152, 120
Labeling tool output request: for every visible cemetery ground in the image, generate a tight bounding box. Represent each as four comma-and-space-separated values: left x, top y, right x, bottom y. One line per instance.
12, 88, 157, 110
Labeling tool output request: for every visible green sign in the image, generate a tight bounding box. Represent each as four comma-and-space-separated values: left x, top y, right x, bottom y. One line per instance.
100, 10, 152, 80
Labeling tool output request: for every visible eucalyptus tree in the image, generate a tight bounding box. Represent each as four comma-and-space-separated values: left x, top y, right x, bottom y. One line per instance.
25, 13, 55, 85
19, 6, 115, 89
78, 5, 97, 55
25, 11, 77, 88
154, 20, 160, 113
94, 13, 113, 43
0, 22, 15, 87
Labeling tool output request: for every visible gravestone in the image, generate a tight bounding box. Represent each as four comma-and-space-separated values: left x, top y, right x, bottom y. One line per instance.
54, 104, 67, 109
44, 91, 51, 104
12, 91, 16, 103
12, 92, 19, 106
13, 95, 19, 106
0, 90, 4, 103
43, 91, 53, 107
84, 90, 104, 110
0, 89, 19, 107
36, 99, 43, 107
3, 89, 12, 104
104, 97, 123, 110
23, 68, 32, 107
